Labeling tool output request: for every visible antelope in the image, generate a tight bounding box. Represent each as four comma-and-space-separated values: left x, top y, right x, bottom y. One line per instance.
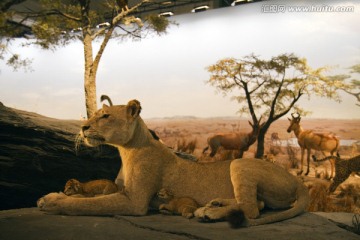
287, 113, 339, 178
203, 120, 261, 158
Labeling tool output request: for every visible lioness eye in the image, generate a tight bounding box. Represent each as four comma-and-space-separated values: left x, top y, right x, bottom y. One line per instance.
102, 114, 110, 119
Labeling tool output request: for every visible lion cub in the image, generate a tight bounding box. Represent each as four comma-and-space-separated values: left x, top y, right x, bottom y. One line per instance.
64, 179, 118, 197
156, 188, 198, 219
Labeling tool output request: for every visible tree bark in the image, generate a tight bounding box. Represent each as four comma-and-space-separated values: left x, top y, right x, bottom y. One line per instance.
83, 33, 97, 118
255, 129, 266, 158
79, 0, 97, 118
255, 121, 272, 158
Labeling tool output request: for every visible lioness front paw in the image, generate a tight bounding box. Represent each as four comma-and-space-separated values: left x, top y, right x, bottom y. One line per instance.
37, 192, 67, 213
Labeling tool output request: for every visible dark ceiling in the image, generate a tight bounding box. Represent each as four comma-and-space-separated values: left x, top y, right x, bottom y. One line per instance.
9, 0, 264, 18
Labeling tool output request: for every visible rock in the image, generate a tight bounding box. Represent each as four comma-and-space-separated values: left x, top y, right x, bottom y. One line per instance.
0, 208, 359, 240
0, 103, 120, 210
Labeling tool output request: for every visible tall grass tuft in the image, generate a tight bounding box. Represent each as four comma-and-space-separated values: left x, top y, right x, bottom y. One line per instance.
176, 138, 197, 154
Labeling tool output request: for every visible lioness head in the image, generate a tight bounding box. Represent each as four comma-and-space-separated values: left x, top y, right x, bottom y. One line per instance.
80, 99, 142, 147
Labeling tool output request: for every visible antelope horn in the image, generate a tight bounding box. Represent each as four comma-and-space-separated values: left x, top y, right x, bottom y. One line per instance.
100, 95, 113, 106
291, 112, 300, 119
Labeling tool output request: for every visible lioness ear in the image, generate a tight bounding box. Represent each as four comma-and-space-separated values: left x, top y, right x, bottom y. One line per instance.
102, 104, 109, 109
126, 99, 142, 118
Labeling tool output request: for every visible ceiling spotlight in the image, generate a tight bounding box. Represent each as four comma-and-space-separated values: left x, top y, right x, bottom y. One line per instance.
191, 5, 209, 13
158, 12, 174, 17
231, 0, 252, 6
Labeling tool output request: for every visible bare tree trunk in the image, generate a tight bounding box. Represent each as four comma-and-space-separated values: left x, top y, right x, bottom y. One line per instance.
255, 121, 272, 158
79, 0, 97, 118
255, 129, 266, 158
83, 36, 97, 118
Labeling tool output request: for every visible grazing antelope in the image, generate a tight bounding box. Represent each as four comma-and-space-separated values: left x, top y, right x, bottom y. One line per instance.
203, 120, 261, 158
287, 113, 339, 178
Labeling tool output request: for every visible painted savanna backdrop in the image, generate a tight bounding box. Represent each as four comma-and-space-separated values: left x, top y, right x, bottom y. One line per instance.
146, 117, 360, 213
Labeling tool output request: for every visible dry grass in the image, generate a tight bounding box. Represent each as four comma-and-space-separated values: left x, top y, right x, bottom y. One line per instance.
175, 138, 197, 154
305, 177, 360, 214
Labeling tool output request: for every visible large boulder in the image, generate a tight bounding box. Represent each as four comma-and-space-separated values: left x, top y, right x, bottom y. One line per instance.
0, 102, 120, 210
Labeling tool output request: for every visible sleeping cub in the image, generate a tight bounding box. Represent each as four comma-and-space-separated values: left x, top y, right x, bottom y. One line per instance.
156, 188, 198, 219
64, 179, 118, 197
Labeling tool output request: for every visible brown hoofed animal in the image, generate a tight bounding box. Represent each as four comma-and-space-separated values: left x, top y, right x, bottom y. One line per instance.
64, 179, 118, 197
37, 99, 309, 228
203, 120, 262, 158
287, 113, 339, 178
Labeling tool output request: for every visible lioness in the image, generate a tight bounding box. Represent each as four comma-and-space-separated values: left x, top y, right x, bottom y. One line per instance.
37, 99, 309, 227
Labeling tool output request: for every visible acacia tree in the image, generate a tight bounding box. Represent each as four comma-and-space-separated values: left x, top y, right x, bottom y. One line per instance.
5, 0, 169, 117
328, 64, 360, 107
207, 53, 352, 158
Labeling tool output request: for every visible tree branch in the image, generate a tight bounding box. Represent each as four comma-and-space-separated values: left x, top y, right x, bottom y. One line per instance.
17, 9, 81, 22
243, 81, 258, 124
268, 67, 286, 120
273, 87, 304, 121
249, 78, 267, 95
91, 1, 148, 78
112, 1, 148, 25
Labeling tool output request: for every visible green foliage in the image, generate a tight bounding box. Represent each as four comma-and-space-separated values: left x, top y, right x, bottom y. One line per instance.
207, 53, 347, 118
146, 14, 169, 34
328, 64, 360, 106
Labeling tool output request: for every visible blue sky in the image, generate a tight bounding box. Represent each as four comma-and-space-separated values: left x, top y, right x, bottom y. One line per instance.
0, 0, 359, 119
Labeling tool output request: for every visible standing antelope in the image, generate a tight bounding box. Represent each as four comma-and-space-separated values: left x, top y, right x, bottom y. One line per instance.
203, 120, 261, 158
287, 113, 339, 178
